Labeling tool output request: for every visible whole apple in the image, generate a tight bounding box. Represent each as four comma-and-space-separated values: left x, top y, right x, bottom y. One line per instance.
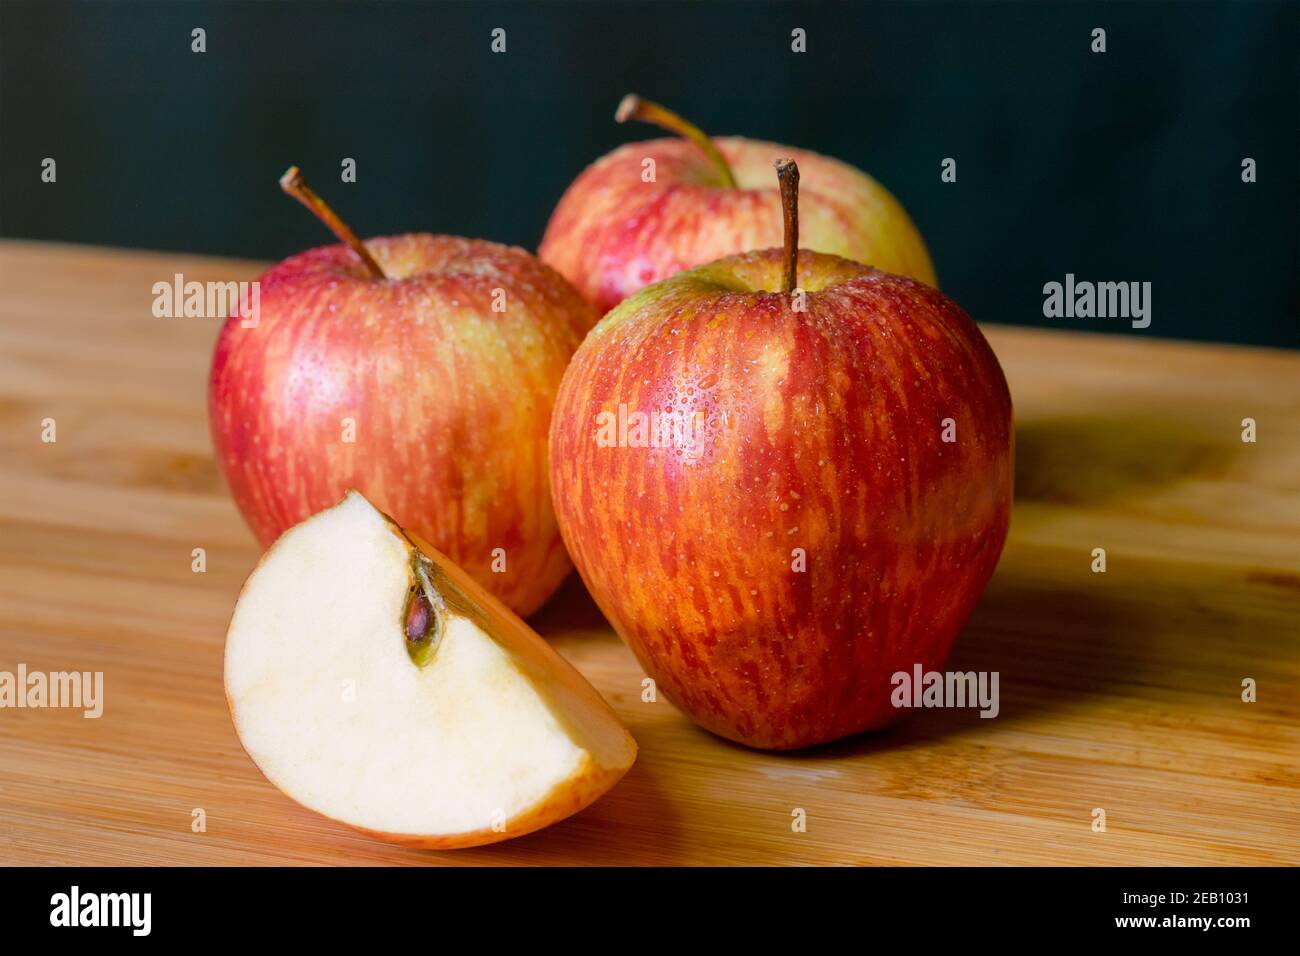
210, 168, 598, 617
539, 95, 938, 314
549, 160, 1011, 749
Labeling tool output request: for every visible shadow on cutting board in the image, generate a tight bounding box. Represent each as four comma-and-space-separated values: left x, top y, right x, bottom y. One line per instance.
1014, 412, 1239, 506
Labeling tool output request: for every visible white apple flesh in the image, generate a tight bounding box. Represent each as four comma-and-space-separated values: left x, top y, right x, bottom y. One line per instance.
224, 491, 637, 848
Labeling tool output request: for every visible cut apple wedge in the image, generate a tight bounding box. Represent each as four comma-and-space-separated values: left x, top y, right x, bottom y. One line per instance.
224, 490, 637, 848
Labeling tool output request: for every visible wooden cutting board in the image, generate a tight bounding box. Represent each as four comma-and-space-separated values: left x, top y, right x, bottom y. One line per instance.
0, 240, 1296, 866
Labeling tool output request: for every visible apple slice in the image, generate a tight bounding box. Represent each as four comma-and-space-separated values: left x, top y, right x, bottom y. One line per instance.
224, 490, 636, 848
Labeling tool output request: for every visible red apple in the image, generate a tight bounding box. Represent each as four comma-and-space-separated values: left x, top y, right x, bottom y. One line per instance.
549, 159, 1012, 750
210, 167, 598, 617
539, 94, 938, 314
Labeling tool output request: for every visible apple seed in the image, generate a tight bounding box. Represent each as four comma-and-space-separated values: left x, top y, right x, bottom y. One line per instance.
403, 555, 446, 667
405, 590, 431, 642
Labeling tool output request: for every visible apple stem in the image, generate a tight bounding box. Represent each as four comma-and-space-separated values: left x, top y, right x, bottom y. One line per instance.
616, 94, 738, 189
279, 166, 386, 280
775, 158, 800, 294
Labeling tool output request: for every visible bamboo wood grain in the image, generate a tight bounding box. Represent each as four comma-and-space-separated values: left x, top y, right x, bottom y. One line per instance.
0, 240, 1296, 865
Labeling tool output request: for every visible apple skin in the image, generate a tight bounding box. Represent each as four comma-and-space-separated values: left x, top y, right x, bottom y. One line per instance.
549, 248, 1012, 750
210, 233, 599, 618
539, 137, 937, 314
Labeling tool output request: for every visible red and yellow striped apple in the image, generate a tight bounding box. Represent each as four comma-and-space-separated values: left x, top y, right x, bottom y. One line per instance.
210, 168, 598, 617
549, 160, 1012, 750
539, 95, 937, 314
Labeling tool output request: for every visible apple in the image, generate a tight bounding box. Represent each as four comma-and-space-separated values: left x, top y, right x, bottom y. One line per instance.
549, 159, 1012, 750
225, 490, 637, 848
539, 94, 938, 313
210, 167, 598, 617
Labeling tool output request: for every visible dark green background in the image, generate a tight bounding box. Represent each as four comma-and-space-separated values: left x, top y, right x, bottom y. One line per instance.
1, 0, 1295, 346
